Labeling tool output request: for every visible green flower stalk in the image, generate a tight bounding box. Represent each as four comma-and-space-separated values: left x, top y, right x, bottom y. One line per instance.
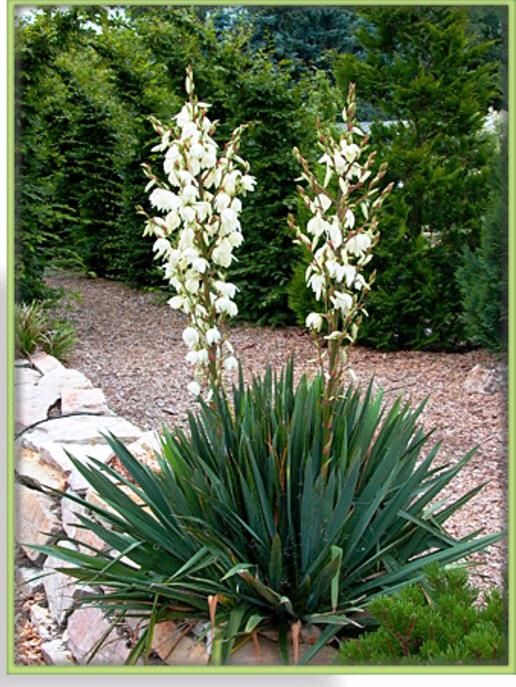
289, 83, 393, 452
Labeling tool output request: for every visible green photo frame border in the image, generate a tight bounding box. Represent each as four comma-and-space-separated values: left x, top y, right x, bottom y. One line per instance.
5, 0, 515, 675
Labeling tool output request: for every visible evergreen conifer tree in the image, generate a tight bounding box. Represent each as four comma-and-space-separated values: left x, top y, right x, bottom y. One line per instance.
334, 6, 501, 349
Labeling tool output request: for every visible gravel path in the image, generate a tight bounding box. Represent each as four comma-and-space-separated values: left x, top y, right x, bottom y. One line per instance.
47, 273, 507, 592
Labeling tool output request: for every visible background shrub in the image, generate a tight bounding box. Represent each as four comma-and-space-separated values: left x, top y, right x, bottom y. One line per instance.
15, 8, 327, 325
15, 6, 506, 349
456, 126, 508, 351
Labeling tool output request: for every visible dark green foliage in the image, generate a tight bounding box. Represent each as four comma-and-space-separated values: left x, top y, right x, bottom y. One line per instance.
15, 10, 80, 302
226, 57, 316, 324
339, 565, 507, 665
15, 8, 323, 322
456, 132, 507, 351
333, 7, 502, 350
468, 7, 508, 109
35, 362, 501, 664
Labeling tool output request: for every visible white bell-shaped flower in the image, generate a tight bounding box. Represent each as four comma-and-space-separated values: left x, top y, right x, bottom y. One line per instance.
206, 327, 221, 345
305, 312, 323, 331
182, 327, 200, 349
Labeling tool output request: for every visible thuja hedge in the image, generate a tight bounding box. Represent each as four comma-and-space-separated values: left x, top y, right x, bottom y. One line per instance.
15, 7, 330, 324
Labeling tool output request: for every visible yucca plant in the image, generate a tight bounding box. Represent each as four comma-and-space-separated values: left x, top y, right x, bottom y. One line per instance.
35, 360, 502, 665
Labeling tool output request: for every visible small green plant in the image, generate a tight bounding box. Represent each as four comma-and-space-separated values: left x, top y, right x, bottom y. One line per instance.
15, 301, 76, 361
36, 361, 502, 664
338, 564, 507, 665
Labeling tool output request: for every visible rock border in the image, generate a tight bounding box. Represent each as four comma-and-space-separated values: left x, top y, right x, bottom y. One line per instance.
15, 352, 168, 665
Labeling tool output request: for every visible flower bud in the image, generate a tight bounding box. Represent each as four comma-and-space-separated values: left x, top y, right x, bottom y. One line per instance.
223, 356, 238, 371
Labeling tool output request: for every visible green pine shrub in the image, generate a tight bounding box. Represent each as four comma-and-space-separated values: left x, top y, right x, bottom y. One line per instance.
36, 362, 502, 664
338, 564, 507, 665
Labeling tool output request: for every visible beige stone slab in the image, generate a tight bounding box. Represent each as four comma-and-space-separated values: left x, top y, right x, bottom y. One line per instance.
38, 368, 93, 396
30, 604, 58, 642
15, 368, 42, 387
61, 491, 107, 554
21, 415, 142, 448
38, 441, 115, 492
29, 351, 65, 375
61, 387, 110, 414
227, 635, 338, 665
16, 566, 46, 593
15, 484, 61, 563
16, 447, 68, 491
15, 382, 59, 434
152, 621, 209, 665
40, 639, 75, 665
126, 431, 162, 472
66, 607, 131, 665
43, 542, 81, 625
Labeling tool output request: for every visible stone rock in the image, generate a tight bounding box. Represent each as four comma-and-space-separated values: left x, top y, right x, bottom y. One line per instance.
126, 431, 162, 472
152, 621, 209, 665
464, 364, 505, 395
15, 368, 42, 387
30, 604, 58, 641
15, 358, 32, 368
40, 639, 75, 665
227, 635, 338, 665
61, 491, 107, 553
16, 566, 45, 593
38, 441, 114, 492
43, 543, 81, 625
16, 447, 68, 491
21, 414, 142, 448
67, 607, 131, 664
29, 351, 65, 375
38, 368, 94, 396
61, 387, 111, 415
16, 484, 61, 563
15, 384, 61, 434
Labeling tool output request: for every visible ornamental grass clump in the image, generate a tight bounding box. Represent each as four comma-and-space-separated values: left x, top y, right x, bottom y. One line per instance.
33, 79, 503, 666
139, 66, 255, 396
